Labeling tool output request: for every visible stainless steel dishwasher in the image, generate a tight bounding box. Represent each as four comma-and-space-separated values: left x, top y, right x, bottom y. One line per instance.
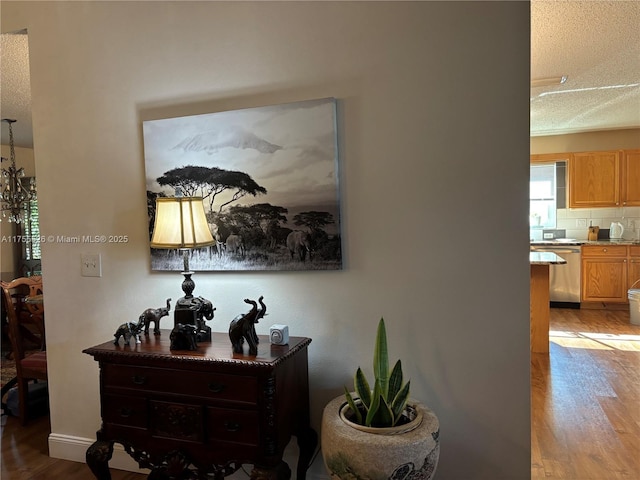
530, 244, 582, 307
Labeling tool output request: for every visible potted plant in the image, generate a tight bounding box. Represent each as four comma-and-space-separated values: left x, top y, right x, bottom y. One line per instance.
321, 318, 440, 479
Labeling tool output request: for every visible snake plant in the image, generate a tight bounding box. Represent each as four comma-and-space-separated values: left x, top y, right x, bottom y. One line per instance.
344, 318, 411, 427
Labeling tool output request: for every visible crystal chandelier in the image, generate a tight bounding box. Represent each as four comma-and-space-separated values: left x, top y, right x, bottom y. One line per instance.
1, 119, 36, 223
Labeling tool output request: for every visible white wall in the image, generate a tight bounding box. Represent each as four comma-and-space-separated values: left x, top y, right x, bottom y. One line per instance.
2, 2, 531, 479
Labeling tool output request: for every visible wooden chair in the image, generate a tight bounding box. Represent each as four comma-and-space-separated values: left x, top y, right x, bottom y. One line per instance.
0, 276, 47, 424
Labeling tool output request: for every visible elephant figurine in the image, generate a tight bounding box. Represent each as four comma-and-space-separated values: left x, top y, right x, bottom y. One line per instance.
228, 296, 266, 355
175, 295, 216, 342
169, 323, 198, 351
286, 231, 312, 262
114, 319, 144, 345
140, 298, 171, 336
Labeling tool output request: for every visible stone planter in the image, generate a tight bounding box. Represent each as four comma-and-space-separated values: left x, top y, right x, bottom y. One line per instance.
321, 395, 440, 479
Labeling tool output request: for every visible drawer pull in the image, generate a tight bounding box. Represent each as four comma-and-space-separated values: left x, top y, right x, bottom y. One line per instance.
119, 408, 133, 418
131, 375, 147, 385
208, 382, 226, 393
224, 421, 241, 432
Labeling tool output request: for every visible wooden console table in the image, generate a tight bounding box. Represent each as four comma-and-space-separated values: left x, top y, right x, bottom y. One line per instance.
83, 332, 316, 480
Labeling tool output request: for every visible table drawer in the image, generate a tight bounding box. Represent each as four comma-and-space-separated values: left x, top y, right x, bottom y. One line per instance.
103, 364, 258, 404
103, 394, 147, 428
206, 406, 259, 446
581, 245, 627, 257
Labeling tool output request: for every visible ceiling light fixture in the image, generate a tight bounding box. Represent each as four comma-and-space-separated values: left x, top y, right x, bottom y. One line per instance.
531, 75, 568, 88
1, 118, 36, 223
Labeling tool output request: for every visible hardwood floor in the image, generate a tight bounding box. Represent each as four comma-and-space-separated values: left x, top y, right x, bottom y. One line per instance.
2, 307, 638, 479
532, 307, 640, 479
0, 415, 145, 480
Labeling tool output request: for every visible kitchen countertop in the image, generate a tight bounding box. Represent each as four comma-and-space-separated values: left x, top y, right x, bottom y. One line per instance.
531, 239, 640, 246
530, 251, 568, 265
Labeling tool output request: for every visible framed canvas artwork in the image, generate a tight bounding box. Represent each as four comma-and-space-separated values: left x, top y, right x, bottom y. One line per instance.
143, 97, 342, 271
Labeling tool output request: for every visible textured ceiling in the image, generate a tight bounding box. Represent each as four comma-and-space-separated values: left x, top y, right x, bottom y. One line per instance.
1, 30, 32, 148
1, 2, 639, 147
530, 0, 640, 136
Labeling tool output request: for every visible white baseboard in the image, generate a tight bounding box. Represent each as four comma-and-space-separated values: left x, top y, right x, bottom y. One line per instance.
48, 433, 149, 474
48, 433, 330, 479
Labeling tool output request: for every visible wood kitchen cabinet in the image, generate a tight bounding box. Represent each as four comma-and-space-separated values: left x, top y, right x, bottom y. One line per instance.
569, 149, 640, 208
630, 245, 640, 292
621, 149, 640, 207
581, 245, 640, 304
83, 333, 316, 480
581, 245, 628, 303
569, 151, 620, 208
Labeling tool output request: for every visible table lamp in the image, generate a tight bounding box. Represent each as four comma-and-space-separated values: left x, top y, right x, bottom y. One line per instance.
150, 195, 215, 328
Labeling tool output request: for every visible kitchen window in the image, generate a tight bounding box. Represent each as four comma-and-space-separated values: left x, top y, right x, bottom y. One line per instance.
530, 162, 558, 229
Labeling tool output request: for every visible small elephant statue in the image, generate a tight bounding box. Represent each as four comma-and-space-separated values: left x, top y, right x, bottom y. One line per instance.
170, 323, 198, 351
228, 296, 266, 355
114, 319, 144, 345
140, 298, 172, 336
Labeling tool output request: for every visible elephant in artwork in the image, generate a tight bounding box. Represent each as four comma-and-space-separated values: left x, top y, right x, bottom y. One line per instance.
287, 230, 313, 262
228, 296, 267, 355
226, 234, 246, 257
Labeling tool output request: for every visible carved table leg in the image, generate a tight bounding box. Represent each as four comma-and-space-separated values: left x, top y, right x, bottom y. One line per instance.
86, 440, 114, 480
296, 426, 318, 480
250, 461, 291, 480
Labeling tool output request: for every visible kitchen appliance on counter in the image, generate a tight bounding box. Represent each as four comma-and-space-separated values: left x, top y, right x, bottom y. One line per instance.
530, 244, 581, 307
610, 222, 624, 239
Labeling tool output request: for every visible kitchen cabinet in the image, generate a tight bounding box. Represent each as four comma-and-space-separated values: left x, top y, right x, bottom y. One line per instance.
630, 245, 640, 291
581, 245, 628, 303
581, 245, 640, 304
621, 149, 640, 207
569, 151, 620, 208
569, 149, 640, 208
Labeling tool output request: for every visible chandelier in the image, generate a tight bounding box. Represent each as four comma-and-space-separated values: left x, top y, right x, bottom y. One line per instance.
1, 118, 36, 223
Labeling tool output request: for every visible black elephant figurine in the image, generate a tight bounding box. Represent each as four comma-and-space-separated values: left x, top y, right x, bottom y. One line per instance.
170, 323, 198, 351
114, 319, 144, 345
228, 296, 266, 355
140, 298, 171, 336
175, 295, 216, 342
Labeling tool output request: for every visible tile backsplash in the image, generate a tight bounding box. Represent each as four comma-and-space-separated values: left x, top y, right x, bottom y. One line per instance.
530, 206, 640, 241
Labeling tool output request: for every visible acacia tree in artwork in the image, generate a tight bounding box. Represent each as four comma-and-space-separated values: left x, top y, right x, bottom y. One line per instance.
156, 165, 267, 212
293, 211, 335, 233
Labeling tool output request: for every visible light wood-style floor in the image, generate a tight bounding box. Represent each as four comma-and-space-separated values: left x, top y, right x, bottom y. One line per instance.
532, 307, 640, 479
2, 308, 639, 479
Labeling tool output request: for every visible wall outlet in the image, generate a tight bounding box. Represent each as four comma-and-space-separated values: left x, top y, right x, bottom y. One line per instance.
576, 219, 587, 227
81, 253, 102, 277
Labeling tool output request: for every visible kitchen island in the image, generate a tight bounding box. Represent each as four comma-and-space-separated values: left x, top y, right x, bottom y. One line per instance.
530, 252, 567, 354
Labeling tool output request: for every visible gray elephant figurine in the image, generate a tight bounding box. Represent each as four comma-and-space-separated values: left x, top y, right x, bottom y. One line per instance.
114, 319, 144, 345
286, 230, 313, 262
228, 296, 266, 355
169, 323, 198, 351
141, 298, 171, 336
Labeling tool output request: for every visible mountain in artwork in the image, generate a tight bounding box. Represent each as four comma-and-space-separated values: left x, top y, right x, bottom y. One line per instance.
172, 126, 282, 155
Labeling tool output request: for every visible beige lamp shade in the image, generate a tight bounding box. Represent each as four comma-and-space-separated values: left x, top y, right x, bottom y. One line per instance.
150, 197, 215, 249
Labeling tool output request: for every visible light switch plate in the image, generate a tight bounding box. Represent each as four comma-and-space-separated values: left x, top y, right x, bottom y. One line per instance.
81, 253, 102, 277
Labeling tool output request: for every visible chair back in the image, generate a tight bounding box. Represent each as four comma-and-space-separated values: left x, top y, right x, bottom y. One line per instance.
1, 276, 44, 362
